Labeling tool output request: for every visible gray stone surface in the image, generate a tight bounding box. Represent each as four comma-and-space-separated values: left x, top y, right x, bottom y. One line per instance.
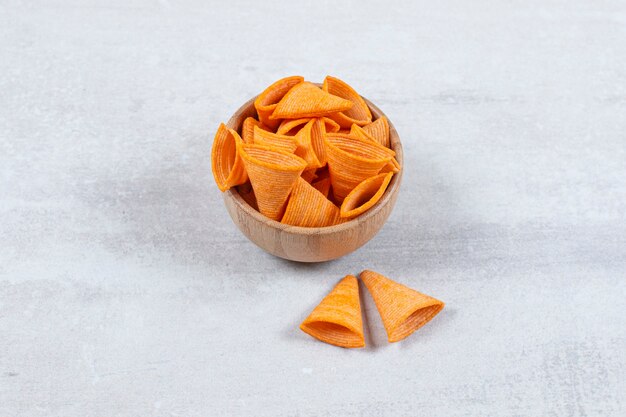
1, 0, 625, 415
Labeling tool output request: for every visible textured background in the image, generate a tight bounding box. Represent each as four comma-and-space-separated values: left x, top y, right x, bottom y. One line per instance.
1, 0, 625, 416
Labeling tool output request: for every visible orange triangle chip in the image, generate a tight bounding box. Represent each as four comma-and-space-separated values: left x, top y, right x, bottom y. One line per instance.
322, 76, 372, 128
239, 144, 306, 221
309, 118, 330, 167
242, 117, 269, 144
211, 123, 248, 192
360, 270, 444, 343
270, 82, 353, 120
254, 76, 304, 129
362, 116, 390, 148
350, 124, 400, 173
300, 275, 365, 348
324, 133, 393, 202
340, 172, 393, 219
281, 177, 343, 227
293, 120, 323, 169
253, 126, 298, 153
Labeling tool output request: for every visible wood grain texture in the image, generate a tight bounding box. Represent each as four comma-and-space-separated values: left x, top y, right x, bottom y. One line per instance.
222, 95, 403, 262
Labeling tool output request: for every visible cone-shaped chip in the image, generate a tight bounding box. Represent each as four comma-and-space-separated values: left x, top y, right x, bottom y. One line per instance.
253, 126, 298, 153
254, 75, 304, 129
322, 75, 372, 128
350, 124, 399, 173
281, 177, 343, 227
211, 123, 248, 191
340, 172, 393, 219
239, 144, 306, 221
277, 117, 340, 136
324, 133, 393, 202
362, 116, 390, 148
360, 270, 444, 343
293, 120, 323, 169
300, 275, 365, 348
242, 117, 269, 144
271, 82, 353, 120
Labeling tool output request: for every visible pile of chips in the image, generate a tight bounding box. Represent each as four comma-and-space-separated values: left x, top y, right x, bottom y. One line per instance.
211, 76, 401, 227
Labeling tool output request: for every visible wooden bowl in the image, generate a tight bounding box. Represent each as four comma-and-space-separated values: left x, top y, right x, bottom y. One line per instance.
222, 94, 403, 262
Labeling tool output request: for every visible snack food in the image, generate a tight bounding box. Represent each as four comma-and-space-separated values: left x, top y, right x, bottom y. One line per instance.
254, 75, 304, 129
340, 172, 394, 219
211, 76, 401, 226
252, 126, 298, 153
300, 275, 365, 348
242, 116, 268, 144
281, 178, 343, 227
239, 144, 306, 221
360, 270, 445, 343
324, 133, 393, 202
322, 75, 372, 128
211, 123, 248, 191
270, 82, 353, 119
362, 116, 390, 148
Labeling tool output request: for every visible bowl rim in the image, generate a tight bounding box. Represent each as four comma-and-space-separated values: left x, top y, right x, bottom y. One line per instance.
223, 92, 403, 236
